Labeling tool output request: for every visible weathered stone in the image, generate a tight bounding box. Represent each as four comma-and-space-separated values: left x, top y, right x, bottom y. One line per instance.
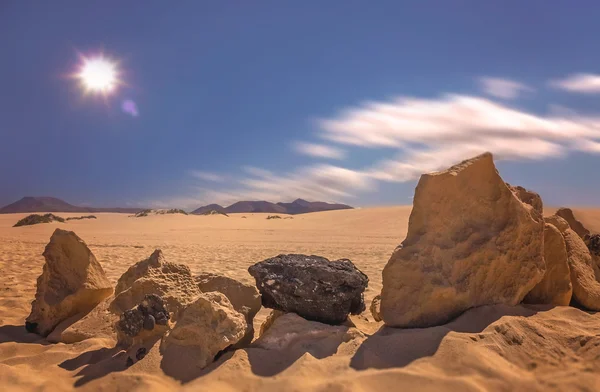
556, 207, 590, 239
195, 272, 261, 346
136, 347, 147, 361
507, 184, 543, 217
160, 292, 246, 375
544, 215, 570, 233
370, 295, 382, 322
380, 153, 545, 328
254, 312, 365, 352
110, 249, 200, 318
564, 229, 600, 310
248, 254, 369, 325
259, 310, 285, 337
47, 297, 117, 344
524, 223, 572, 306
586, 234, 600, 257
26, 229, 113, 336
116, 294, 171, 347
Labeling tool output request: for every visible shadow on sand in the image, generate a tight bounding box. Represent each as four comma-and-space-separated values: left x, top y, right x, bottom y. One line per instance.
0, 325, 52, 345
350, 304, 549, 370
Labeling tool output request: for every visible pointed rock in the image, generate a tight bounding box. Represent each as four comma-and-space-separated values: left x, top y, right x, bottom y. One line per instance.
110, 249, 200, 317
26, 229, 113, 336
380, 153, 545, 328
556, 207, 590, 239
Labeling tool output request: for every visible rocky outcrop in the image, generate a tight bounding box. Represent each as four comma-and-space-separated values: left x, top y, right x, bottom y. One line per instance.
116, 294, 170, 347
507, 184, 543, 217
556, 208, 590, 239
110, 249, 200, 317
195, 273, 261, 345
524, 223, 572, 305
254, 312, 364, 352
586, 234, 600, 257
14, 213, 65, 227
26, 229, 113, 336
160, 292, 246, 377
564, 229, 600, 310
133, 209, 187, 217
370, 295, 382, 322
380, 153, 545, 328
544, 215, 570, 233
65, 215, 97, 221
248, 254, 369, 325
259, 310, 285, 337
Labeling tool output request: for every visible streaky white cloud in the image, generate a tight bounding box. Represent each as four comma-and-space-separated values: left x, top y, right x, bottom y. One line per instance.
189, 170, 223, 182
242, 166, 273, 178
293, 142, 346, 159
478, 77, 533, 99
550, 73, 600, 94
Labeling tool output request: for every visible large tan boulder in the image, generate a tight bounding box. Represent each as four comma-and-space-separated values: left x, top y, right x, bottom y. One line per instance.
109, 249, 200, 317
524, 223, 572, 305
380, 153, 545, 328
160, 292, 246, 379
556, 207, 590, 239
564, 229, 600, 310
544, 215, 570, 233
26, 229, 113, 336
195, 272, 261, 346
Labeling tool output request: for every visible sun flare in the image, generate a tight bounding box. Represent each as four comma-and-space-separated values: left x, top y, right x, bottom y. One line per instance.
77, 55, 118, 94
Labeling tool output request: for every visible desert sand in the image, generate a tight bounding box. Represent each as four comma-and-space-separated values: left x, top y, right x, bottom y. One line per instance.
1, 207, 600, 391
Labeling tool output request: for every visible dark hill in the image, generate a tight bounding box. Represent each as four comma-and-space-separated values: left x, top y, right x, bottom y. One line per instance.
0, 197, 144, 214
191, 204, 226, 215
192, 199, 353, 215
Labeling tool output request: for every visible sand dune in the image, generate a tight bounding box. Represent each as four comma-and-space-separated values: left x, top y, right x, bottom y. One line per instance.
1, 207, 599, 391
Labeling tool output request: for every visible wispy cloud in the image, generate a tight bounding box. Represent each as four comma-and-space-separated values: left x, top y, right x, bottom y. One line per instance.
293, 142, 346, 159
478, 77, 533, 99
550, 73, 600, 94
189, 170, 223, 182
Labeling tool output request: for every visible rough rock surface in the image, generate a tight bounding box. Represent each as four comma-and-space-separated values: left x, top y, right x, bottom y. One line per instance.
248, 254, 369, 325
195, 272, 261, 345
26, 229, 113, 336
544, 215, 570, 233
14, 213, 65, 227
370, 295, 382, 322
556, 207, 590, 239
160, 292, 246, 377
507, 184, 543, 217
564, 229, 600, 310
380, 153, 545, 328
259, 310, 285, 337
110, 249, 200, 317
254, 312, 364, 352
116, 294, 170, 347
524, 223, 572, 306
586, 234, 600, 257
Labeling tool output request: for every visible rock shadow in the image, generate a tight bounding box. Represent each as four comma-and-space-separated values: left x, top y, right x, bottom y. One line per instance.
350, 304, 546, 371
59, 346, 126, 387
0, 325, 52, 345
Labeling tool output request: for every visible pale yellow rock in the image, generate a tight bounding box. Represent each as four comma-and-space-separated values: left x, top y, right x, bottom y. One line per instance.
47, 297, 117, 344
380, 153, 545, 328
160, 292, 246, 375
195, 272, 261, 346
110, 249, 200, 317
544, 215, 570, 233
259, 309, 285, 337
524, 223, 572, 305
370, 295, 382, 322
564, 228, 600, 310
26, 229, 113, 336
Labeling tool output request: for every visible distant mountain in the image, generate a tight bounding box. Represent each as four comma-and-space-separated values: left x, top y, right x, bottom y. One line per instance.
0, 197, 144, 214
191, 199, 353, 215
191, 204, 227, 215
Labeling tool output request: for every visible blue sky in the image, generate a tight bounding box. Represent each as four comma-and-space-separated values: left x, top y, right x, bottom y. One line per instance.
2, 1, 600, 209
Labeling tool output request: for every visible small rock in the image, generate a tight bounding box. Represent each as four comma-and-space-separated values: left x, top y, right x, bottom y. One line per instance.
118, 309, 144, 337
136, 347, 147, 360
143, 315, 155, 331
248, 254, 368, 325
370, 295, 382, 322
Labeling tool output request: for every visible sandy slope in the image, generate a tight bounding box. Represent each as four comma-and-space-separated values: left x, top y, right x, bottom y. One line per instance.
0, 207, 599, 391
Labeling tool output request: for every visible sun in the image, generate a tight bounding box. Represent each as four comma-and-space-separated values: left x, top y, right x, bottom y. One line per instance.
77, 55, 119, 94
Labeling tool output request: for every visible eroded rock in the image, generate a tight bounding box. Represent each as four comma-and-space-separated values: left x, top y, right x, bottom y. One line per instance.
370, 295, 382, 322
160, 292, 246, 376
524, 223, 572, 306
26, 229, 112, 336
110, 249, 200, 317
564, 229, 600, 310
556, 208, 590, 239
195, 272, 261, 346
380, 153, 545, 328
544, 215, 570, 233
248, 254, 368, 325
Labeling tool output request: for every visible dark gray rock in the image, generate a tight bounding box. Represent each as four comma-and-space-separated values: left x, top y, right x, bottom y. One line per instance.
126, 357, 134, 368
14, 213, 65, 227
586, 234, 600, 257
248, 254, 369, 325
117, 294, 169, 338
136, 347, 147, 360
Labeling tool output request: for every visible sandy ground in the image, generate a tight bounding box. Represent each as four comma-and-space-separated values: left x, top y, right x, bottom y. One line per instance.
0, 207, 599, 391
